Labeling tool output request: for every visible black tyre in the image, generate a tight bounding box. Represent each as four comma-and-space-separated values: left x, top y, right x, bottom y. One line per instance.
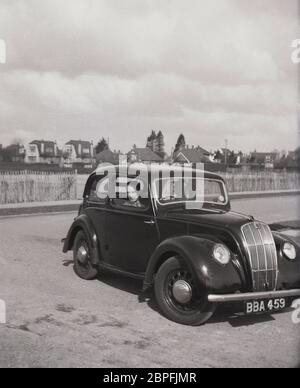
73, 231, 98, 280
154, 257, 216, 326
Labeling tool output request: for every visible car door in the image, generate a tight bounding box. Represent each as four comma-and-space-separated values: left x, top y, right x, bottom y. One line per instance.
83, 173, 108, 259
105, 179, 159, 274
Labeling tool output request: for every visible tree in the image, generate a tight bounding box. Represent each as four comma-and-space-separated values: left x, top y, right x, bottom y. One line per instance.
213, 150, 223, 163
95, 138, 109, 154
174, 134, 186, 155
228, 150, 237, 165
156, 130, 165, 159
146, 130, 157, 151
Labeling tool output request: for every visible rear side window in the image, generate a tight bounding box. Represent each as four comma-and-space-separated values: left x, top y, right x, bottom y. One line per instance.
87, 175, 107, 203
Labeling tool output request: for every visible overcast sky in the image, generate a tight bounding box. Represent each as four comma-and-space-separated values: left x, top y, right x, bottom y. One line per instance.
0, 0, 298, 153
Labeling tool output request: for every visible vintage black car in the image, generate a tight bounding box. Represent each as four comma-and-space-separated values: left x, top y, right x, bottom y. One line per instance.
63, 165, 300, 325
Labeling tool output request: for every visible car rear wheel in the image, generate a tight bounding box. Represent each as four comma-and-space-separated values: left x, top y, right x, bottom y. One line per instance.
73, 231, 98, 280
154, 257, 216, 326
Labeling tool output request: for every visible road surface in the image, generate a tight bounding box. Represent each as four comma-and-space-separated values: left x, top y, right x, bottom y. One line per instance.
0, 196, 299, 368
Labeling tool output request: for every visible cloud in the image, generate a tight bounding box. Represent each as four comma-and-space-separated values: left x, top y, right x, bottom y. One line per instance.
0, 0, 298, 152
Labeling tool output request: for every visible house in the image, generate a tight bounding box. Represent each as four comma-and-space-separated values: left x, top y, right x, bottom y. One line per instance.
63, 140, 95, 169
249, 152, 279, 170
2, 144, 26, 163
96, 149, 121, 165
276, 151, 299, 171
127, 146, 163, 164
25, 140, 59, 164
173, 146, 212, 165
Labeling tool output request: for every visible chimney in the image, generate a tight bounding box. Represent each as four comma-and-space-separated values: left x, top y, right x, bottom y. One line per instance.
90, 142, 93, 157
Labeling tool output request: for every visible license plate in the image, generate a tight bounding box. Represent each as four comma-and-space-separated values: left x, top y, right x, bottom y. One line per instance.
245, 298, 286, 315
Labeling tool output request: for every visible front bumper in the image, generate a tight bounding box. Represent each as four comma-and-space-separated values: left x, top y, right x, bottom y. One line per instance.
208, 289, 300, 303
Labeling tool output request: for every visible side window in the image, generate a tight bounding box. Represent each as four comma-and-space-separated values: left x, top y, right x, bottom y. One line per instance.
111, 178, 150, 212
87, 175, 108, 203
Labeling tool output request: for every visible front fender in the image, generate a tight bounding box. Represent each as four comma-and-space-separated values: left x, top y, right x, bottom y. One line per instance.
273, 232, 300, 289
62, 214, 100, 265
144, 236, 244, 294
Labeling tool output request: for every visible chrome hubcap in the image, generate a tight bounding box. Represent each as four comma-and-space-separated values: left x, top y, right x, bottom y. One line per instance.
172, 280, 193, 304
77, 246, 88, 264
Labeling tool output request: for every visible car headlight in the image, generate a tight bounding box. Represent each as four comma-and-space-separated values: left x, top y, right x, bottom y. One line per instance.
283, 242, 297, 261
213, 244, 231, 265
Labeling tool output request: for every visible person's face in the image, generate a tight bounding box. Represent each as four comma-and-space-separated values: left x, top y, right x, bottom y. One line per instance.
128, 185, 139, 203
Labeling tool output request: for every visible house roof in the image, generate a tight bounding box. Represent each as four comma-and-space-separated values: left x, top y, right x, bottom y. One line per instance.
30, 140, 57, 157
174, 147, 210, 163
31, 140, 55, 146
66, 140, 92, 157
129, 147, 163, 162
4, 144, 25, 155
66, 140, 92, 148
96, 149, 120, 164
251, 152, 278, 157
250, 152, 278, 163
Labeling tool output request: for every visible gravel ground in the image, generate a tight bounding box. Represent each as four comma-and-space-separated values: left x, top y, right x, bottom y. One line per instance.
0, 196, 299, 368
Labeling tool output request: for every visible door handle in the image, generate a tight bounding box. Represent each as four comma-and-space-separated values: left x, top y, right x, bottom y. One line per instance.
144, 220, 155, 225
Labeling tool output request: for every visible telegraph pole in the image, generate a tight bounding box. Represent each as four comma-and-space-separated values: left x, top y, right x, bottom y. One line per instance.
224, 139, 228, 167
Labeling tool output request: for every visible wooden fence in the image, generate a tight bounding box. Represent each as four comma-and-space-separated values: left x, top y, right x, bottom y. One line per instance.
222, 172, 300, 193
0, 170, 299, 205
0, 170, 77, 205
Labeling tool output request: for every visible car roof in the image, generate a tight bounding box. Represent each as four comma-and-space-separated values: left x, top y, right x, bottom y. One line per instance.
93, 164, 225, 182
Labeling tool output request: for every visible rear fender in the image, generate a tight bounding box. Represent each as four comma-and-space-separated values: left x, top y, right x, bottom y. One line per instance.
62, 214, 100, 266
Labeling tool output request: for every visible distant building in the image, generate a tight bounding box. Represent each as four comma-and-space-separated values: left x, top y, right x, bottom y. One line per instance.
25, 140, 59, 164
249, 152, 279, 170
4, 144, 26, 163
213, 148, 242, 166
63, 140, 95, 169
173, 146, 212, 165
128, 146, 163, 164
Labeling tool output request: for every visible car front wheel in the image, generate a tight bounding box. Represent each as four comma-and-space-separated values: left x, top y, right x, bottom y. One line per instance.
73, 230, 98, 280
154, 257, 216, 326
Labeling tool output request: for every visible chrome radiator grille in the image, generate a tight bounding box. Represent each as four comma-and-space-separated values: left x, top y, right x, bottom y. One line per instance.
241, 222, 278, 292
